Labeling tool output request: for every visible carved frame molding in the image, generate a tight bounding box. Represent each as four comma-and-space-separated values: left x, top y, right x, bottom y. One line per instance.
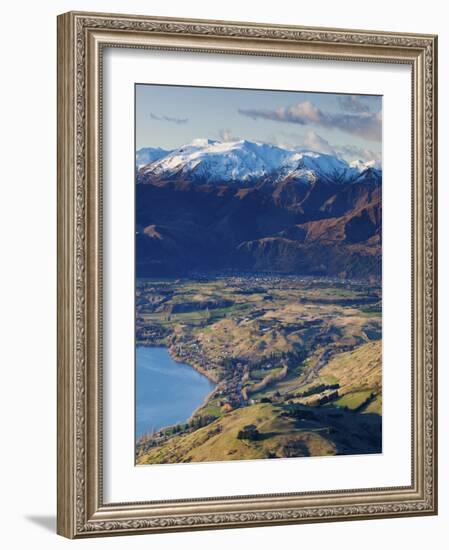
57, 11, 437, 538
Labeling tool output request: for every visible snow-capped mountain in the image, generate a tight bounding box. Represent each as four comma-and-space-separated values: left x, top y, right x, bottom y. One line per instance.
140, 138, 295, 183
135, 138, 382, 279
136, 147, 172, 169
137, 138, 380, 185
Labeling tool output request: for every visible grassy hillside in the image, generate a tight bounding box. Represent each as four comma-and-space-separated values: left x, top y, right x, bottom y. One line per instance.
319, 340, 382, 414
136, 278, 382, 464
137, 403, 335, 464
137, 341, 382, 465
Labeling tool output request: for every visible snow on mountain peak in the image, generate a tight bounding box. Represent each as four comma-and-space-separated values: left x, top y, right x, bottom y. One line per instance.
350, 159, 378, 171
138, 138, 380, 185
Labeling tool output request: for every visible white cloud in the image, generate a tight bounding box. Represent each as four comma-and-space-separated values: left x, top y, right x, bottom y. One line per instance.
336, 144, 382, 166
266, 130, 381, 166
149, 113, 188, 124
337, 95, 371, 113
239, 100, 382, 142
301, 130, 335, 154
218, 128, 240, 142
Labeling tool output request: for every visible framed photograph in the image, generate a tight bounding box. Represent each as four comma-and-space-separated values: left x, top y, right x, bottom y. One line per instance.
57, 11, 438, 538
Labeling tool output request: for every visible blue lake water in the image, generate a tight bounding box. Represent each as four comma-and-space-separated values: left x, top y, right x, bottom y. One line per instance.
136, 346, 216, 439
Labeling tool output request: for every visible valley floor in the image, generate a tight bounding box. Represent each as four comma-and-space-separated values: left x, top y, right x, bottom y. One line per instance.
135, 274, 382, 464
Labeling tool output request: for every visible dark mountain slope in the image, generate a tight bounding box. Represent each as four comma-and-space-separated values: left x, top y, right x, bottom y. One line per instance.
135, 141, 382, 279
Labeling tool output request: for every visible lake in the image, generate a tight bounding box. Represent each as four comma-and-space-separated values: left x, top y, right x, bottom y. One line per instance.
136, 346, 216, 439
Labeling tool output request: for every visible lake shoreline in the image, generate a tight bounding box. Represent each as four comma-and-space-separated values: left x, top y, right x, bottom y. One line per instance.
165, 342, 219, 422
187, 386, 218, 424
137, 339, 220, 385
136, 344, 217, 439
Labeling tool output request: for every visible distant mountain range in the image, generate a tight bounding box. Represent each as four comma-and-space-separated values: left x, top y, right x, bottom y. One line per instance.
135, 139, 382, 279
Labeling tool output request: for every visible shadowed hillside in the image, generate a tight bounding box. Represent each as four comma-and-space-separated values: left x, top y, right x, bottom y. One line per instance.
135, 140, 382, 279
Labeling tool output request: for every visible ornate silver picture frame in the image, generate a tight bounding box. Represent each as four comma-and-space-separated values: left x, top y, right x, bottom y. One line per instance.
57, 11, 437, 538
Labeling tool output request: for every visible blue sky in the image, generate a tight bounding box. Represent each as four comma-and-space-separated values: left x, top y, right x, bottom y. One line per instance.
135, 84, 382, 164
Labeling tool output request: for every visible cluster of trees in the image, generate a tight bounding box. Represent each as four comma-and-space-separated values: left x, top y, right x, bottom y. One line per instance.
237, 424, 260, 441
163, 423, 189, 436
160, 413, 221, 439
189, 414, 217, 430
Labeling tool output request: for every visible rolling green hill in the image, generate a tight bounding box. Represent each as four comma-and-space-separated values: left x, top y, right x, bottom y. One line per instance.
137, 341, 382, 464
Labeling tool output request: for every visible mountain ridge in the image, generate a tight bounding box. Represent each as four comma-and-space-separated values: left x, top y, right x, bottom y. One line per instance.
137, 138, 381, 186
135, 139, 382, 279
